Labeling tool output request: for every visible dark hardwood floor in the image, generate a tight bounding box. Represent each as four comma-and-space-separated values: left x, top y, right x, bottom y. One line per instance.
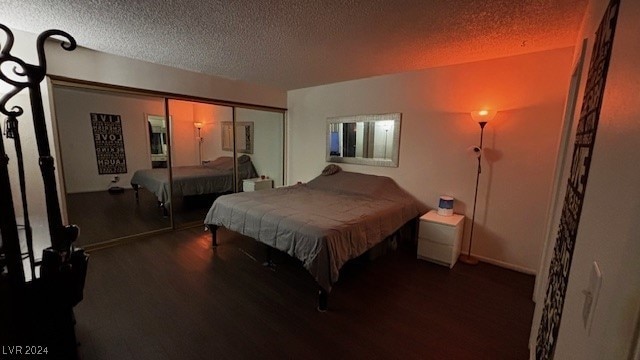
66, 189, 170, 246
67, 189, 227, 247
171, 193, 227, 226
74, 228, 535, 360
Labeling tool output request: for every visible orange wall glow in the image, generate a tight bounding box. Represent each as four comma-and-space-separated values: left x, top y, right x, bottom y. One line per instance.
287, 47, 575, 273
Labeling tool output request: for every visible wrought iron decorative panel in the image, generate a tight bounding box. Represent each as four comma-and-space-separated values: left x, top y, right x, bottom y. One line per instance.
536, 0, 620, 358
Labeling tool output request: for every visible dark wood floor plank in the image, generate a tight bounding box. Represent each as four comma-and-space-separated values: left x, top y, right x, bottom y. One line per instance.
66, 189, 221, 247
74, 227, 534, 359
66, 189, 170, 246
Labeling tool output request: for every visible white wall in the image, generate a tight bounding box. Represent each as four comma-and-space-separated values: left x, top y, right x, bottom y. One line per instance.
531, 0, 640, 358
54, 87, 165, 193
43, 40, 286, 109
168, 99, 196, 166
287, 48, 574, 273
168, 100, 235, 166
194, 103, 233, 162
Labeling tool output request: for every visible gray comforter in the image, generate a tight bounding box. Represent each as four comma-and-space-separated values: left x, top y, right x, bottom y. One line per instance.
131, 156, 257, 204
204, 171, 422, 291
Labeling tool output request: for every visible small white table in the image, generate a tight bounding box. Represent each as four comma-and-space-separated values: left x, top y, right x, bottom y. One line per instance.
242, 178, 274, 192
417, 210, 465, 268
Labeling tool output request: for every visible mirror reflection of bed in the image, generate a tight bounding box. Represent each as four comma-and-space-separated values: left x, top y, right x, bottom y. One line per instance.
130, 155, 257, 220
166, 100, 284, 226
166, 100, 235, 226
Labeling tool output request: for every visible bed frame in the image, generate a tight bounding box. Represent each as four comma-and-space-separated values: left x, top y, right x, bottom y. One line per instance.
132, 183, 169, 217
206, 217, 419, 311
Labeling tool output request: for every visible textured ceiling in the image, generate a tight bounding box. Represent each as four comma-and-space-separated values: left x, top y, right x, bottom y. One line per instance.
0, 0, 588, 91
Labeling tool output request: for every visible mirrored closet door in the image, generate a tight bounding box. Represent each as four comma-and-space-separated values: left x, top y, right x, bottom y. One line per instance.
167, 99, 235, 227
52, 82, 286, 245
235, 107, 284, 191
53, 85, 171, 246
166, 101, 285, 227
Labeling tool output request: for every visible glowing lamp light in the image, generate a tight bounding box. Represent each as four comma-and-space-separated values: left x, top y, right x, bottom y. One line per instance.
194, 122, 204, 164
470, 110, 497, 127
459, 109, 499, 266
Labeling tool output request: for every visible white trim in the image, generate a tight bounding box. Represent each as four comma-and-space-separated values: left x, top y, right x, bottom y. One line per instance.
472, 254, 536, 275
631, 306, 640, 360
528, 38, 589, 355
533, 38, 589, 301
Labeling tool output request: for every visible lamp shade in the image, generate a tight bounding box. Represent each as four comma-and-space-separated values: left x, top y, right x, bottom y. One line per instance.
194, 122, 203, 129
470, 110, 497, 124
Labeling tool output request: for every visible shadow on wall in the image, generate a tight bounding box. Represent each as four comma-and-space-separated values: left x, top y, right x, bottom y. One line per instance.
463, 222, 509, 265
481, 146, 504, 224
461, 112, 505, 261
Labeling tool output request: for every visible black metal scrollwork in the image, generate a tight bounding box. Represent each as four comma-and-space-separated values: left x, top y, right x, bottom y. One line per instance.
0, 23, 87, 359
0, 25, 76, 115
0, 24, 78, 261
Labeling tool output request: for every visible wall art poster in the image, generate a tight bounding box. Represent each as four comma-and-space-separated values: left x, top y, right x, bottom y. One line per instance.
536, 0, 620, 358
90, 113, 127, 175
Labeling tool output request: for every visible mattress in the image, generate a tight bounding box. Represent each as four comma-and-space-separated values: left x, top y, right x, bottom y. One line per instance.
131, 156, 257, 205
204, 171, 422, 291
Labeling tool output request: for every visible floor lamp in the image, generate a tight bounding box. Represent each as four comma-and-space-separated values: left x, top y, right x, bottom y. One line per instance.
194, 122, 203, 164
459, 109, 497, 265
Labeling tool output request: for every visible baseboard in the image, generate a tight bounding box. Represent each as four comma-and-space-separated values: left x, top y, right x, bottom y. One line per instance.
68, 186, 133, 195
472, 254, 537, 275
82, 228, 173, 251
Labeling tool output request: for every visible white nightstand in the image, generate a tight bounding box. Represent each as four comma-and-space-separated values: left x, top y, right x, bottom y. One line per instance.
417, 210, 465, 268
243, 178, 274, 192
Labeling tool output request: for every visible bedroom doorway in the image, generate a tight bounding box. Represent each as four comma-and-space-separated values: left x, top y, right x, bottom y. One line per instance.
147, 114, 169, 169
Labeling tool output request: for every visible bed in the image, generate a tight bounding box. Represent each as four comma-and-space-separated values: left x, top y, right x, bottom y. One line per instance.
204, 169, 424, 310
131, 156, 258, 213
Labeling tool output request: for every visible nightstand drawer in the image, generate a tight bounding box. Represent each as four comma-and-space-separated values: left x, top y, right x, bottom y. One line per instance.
419, 221, 458, 246
417, 210, 464, 268
417, 239, 453, 267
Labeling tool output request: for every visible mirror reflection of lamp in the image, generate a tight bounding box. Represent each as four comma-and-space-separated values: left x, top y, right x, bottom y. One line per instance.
381, 122, 392, 159
194, 122, 203, 164
459, 109, 497, 265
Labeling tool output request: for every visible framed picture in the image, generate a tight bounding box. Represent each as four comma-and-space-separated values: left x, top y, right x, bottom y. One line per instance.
221, 121, 253, 154
90, 112, 127, 174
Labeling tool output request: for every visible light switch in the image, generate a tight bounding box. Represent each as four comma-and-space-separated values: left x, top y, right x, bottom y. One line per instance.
582, 261, 602, 334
